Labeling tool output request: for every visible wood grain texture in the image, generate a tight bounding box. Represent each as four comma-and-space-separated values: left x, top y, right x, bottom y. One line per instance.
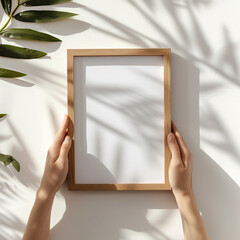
69, 183, 171, 191
67, 50, 75, 189
67, 48, 171, 191
164, 49, 172, 189
67, 48, 171, 57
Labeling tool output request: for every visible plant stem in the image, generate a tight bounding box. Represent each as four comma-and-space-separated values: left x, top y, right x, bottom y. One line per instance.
0, 3, 21, 33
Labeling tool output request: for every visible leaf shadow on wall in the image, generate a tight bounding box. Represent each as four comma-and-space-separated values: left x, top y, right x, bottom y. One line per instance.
172, 54, 240, 240
49, 54, 191, 240
43, 1, 240, 240
51, 56, 180, 240
1, 0, 240, 240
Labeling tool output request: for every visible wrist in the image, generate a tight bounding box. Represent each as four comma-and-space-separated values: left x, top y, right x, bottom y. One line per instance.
173, 188, 196, 209
37, 186, 56, 202
173, 188, 194, 200
173, 189, 200, 217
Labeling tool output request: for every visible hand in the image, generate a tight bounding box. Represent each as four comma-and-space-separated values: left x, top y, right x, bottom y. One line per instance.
39, 115, 72, 196
167, 122, 193, 197
167, 123, 210, 240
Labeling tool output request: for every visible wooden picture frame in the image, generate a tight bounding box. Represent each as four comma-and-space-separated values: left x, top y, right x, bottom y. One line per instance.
67, 48, 171, 191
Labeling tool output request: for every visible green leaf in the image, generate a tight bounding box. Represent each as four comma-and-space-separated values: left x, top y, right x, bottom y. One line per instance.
14, 10, 77, 23
0, 153, 12, 166
0, 114, 7, 118
1, 28, 61, 42
0, 153, 20, 172
21, 0, 71, 6
12, 160, 20, 172
0, 67, 26, 77
0, 44, 46, 59
1, 0, 11, 16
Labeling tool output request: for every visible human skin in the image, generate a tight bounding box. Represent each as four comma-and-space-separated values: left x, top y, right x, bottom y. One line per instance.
22, 115, 72, 240
168, 122, 209, 240
22, 117, 209, 240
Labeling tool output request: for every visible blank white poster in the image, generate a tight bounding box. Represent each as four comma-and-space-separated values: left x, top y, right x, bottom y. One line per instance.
74, 56, 165, 184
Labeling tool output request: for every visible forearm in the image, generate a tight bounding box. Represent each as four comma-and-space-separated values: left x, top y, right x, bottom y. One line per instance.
22, 188, 55, 240
174, 191, 209, 240
22, 115, 71, 240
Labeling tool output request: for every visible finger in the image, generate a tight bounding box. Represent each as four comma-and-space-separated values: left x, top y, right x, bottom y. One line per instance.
59, 135, 72, 161
52, 115, 69, 151
167, 133, 183, 165
171, 121, 190, 167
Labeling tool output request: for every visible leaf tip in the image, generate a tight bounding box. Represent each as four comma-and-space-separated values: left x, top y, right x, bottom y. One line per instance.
0, 114, 7, 118
12, 160, 21, 172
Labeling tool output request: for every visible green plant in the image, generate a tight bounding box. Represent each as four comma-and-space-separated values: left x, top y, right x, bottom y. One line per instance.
0, 153, 20, 172
0, 0, 76, 171
0, 0, 76, 78
0, 114, 20, 171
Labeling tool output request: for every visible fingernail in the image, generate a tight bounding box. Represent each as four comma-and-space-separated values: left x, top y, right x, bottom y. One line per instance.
65, 135, 72, 143
168, 133, 175, 142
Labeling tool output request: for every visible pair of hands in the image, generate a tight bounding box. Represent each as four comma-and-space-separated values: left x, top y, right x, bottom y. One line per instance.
36, 117, 209, 240
40, 115, 193, 197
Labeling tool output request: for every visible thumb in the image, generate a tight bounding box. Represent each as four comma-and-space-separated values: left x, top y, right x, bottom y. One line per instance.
59, 135, 72, 160
167, 133, 181, 161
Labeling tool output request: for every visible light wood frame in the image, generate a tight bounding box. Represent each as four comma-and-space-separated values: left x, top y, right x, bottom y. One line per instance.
67, 48, 171, 191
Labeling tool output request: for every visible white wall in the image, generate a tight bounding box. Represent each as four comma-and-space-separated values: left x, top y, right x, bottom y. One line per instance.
0, 1, 240, 239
